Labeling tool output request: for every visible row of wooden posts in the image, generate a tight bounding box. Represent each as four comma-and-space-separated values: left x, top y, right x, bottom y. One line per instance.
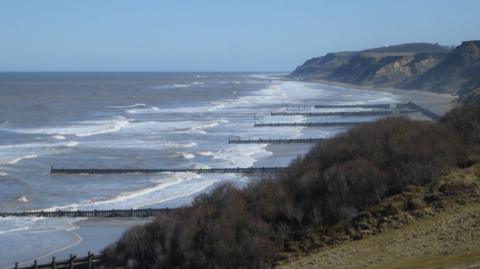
50, 167, 286, 175
228, 138, 327, 144
1, 208, 173, 218
14, 252, 101, 269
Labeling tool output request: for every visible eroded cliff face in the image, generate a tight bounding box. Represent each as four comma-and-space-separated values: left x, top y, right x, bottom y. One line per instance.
325, 53, 446, 87
290, 43, 451, 86
401, 41, 480, 94
291, 41, 480, 104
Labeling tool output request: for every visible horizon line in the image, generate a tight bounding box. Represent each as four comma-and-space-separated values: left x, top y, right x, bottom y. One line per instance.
0, 70, 291, 73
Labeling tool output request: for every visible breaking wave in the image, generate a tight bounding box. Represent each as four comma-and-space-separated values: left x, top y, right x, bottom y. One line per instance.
126, 103, 225, 114
3, 116, 130, 138
7, 154, 38, 165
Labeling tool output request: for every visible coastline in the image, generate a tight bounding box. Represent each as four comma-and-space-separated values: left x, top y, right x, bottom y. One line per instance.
5, 78, 460, 268
288, 78, 459, 116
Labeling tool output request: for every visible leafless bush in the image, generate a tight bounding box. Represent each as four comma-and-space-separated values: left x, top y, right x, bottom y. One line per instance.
104, 106, 478, 269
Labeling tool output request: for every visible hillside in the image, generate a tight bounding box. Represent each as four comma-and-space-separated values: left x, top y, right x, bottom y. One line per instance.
278, 165, 480, 269
401, 41, 480, 103
290, 41, 480, 103
290, 43, 451, 86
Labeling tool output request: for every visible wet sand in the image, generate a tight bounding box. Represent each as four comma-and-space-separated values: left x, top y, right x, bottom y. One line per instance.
34, 218, 150, 264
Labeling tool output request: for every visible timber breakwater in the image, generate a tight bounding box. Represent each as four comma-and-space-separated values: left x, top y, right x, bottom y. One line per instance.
1, 208, 172, 218
50, 167, 286, 175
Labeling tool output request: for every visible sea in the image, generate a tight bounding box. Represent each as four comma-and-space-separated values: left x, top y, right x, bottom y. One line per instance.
0, 72, 399, 267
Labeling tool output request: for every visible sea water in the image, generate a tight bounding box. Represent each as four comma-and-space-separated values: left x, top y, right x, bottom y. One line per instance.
0, 72, 399, 267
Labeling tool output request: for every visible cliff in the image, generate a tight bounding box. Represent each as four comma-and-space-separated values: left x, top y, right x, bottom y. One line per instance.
291, 41, 480, 103
402, 41, 480, 103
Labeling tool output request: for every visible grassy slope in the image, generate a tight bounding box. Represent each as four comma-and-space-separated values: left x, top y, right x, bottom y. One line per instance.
278, 165, 480, 269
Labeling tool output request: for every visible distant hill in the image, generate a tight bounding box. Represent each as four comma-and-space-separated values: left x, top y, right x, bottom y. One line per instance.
401, 41, 480, 103
290, 41, 480, 104
361, 42, 452, 54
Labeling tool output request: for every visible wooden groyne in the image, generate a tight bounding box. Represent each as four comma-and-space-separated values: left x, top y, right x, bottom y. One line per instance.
228, 138, 326, 144
50, 167, 286, 175
277, 102, 440, 121
270, 110, 417, 117
254, 122, 365, 127
280, 104, 316, 108
314, 103, 405, 109
1, 208, 172, 218
14, 252, 101, 269
405, 101, 441, 121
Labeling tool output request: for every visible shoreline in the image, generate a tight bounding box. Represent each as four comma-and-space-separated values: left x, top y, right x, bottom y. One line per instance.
285, 77, 459, 116
4, 78, 459, 268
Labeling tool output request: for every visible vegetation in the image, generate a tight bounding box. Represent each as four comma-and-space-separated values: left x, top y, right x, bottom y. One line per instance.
103, 105, 480, 269
279, 164, 480, 269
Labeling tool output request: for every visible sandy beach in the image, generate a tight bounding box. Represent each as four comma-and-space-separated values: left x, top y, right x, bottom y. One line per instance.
307, 79, 459, 116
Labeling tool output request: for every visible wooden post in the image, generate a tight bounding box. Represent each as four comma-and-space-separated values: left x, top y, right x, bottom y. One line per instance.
69, 254, 74, 269
34, 260, 38, 269
52, 256, 56, 269
87, 251, 93, 269
14, 262, 18, 269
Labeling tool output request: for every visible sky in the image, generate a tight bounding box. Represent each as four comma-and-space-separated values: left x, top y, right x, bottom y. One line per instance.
0, 0, 479, 72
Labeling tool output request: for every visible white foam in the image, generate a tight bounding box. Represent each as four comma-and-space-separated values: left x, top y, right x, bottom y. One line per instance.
175, 152, 195, 159
90, 173, 198, 208
183, 141, 198, 148
0, 141, 79, 165
107, 103, 147, 108
4, 116, 130, 138
126, 103, 225, 114
0, 172, 7, 176
152, 83, 191, 90
7, 154, 38, 164
125, 106, 160, 114
121, 119, 227, 135
197, 151, 214, 157
0, 226, 29, 235
208, 144, 273, 168
142, 173, 249, 208
0, 217, 85, 235
16, 195, 28, 203
42, 172, 200, 211
53, 135, 66, 140
65, 141, 79, 147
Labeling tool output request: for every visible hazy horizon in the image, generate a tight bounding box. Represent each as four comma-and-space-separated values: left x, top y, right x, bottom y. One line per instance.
1, 0, 479, 72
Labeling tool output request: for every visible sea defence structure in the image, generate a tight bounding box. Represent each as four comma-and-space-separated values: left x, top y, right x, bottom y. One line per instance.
405, 101, 441, 121
13, 252, 101, 269
228, 138, 326, 144
273, 102, 439, 121
311, 102, 440, 121
313, 103, 405, 109
270, 109, 417, 117
50, 167, 286, 175
254, 122, 364, 127
1, 208, 172, 218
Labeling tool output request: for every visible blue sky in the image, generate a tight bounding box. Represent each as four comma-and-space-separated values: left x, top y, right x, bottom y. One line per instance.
0, 0, 478, 72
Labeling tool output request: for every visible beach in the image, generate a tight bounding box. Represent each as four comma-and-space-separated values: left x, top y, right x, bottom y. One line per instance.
0, 74, 458, 268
